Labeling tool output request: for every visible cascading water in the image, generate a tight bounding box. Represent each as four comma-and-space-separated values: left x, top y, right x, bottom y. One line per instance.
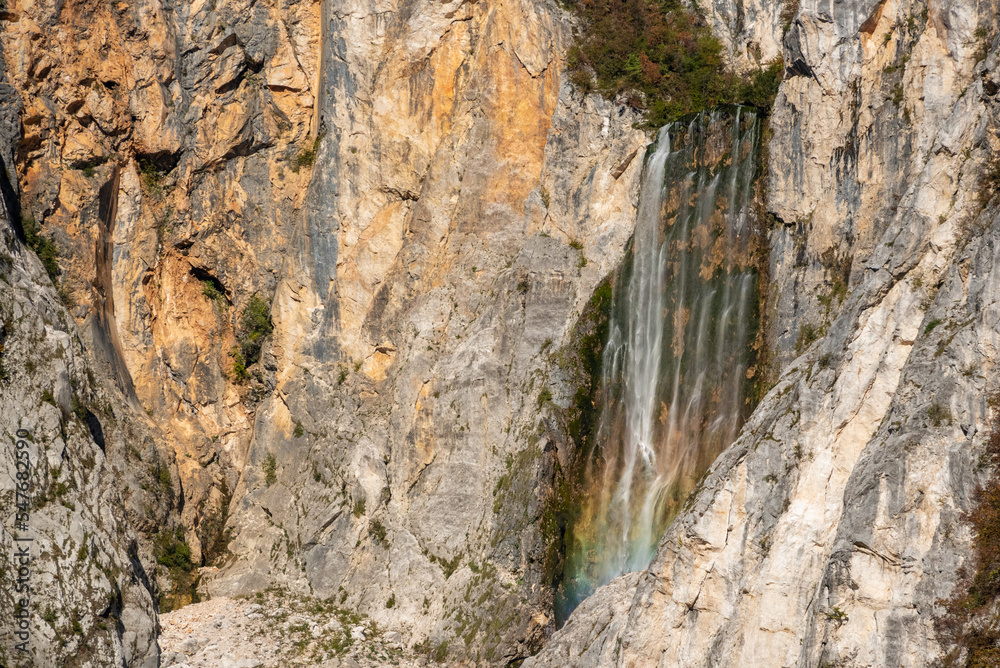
558, 109, 763, 619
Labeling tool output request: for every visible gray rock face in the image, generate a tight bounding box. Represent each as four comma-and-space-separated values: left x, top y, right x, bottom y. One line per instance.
2, 0, 998, 663
0, 65, 160, 668
0, 0, 649, 660
529, 0, 1000, 665
119, 0, 657, 663
214, 53, 648, 661
699, 0, 785, 71
0, 0, 326, 568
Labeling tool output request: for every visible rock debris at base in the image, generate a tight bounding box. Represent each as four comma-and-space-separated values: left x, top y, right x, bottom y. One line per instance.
160, 592, 428, 668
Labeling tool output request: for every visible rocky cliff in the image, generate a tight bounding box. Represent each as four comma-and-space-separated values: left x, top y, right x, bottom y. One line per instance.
3, 0, 1000, 664
529, 0, 1000, 666
0, 52, 162, 666
0, 0, 649, 663
212, 0, 648, 660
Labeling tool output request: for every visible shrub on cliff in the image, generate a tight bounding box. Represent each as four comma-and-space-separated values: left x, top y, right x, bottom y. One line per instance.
22, 216, 60, 281
154, 526, 200, 612
263, 453, 278, 486
232, 294, 273, 381
154, 527, 193, 570
139, 160, 166, 199
564, 0, 783, 126
937, 394, 1000, 666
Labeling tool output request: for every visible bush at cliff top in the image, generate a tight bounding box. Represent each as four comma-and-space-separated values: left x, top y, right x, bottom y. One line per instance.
565, 0, 782, 126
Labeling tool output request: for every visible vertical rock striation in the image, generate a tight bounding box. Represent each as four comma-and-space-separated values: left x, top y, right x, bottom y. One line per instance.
0, 0, 649, 662
0, 0, 324, 566
6, 0, 1000, 662
528, 0, 1000, 666
0, 55, 161, 666
215, 0, 649, 658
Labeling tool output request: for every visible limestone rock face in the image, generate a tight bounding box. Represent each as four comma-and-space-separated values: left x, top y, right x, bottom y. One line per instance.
1, 0, 323, 564
699, 0, 786, 72
0, 60, 162, 667
6, 0, 1000, 662
528, 0, 1000, 666
0, 0, 646, 661
214, 0, 649, 656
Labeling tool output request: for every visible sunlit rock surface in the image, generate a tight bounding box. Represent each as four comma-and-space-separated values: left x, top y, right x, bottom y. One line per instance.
529, 0, 1000, 665
2, 0, 1000, 663
0, 0, 647, 662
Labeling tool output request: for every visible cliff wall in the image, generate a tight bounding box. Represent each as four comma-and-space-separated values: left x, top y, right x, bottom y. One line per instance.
0, 54, 162, 667
0, 0, 648, 662
529, 0, 1000, 665
3, 0, 1000, 663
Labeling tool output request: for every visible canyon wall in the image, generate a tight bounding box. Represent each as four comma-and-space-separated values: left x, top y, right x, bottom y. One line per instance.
3, 0, 1000, 663
529, 0, 1000, 665
0, 0, 649, 662
213, 0, 649, 660
0, 56, 162, 666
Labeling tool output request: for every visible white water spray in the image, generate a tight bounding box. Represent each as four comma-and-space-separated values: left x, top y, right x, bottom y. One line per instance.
561, 110, 762, 614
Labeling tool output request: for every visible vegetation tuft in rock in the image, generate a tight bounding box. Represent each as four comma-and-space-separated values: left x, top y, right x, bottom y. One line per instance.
292, 134, 324, 172
154, 526, 193, 570
22, 216, 60, 281
263, 453, 278, 486
154, 526, 201, 612
563, 0, 783, 126
232, 294, 273, 381
938, 394, 1000, 667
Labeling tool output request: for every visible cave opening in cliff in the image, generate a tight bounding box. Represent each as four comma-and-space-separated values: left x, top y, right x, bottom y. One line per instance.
555, 107, 767, 623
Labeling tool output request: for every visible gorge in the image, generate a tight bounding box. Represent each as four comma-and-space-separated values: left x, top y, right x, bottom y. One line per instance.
0, 0, 999, 665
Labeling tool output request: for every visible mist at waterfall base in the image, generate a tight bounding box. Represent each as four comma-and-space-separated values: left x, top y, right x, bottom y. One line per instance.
556, 109, 763, 623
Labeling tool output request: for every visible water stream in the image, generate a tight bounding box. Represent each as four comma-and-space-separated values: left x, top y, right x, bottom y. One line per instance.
558, 109, 762, 619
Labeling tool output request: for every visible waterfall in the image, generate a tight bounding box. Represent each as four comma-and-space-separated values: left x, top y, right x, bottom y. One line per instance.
559, 109, 762, 619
